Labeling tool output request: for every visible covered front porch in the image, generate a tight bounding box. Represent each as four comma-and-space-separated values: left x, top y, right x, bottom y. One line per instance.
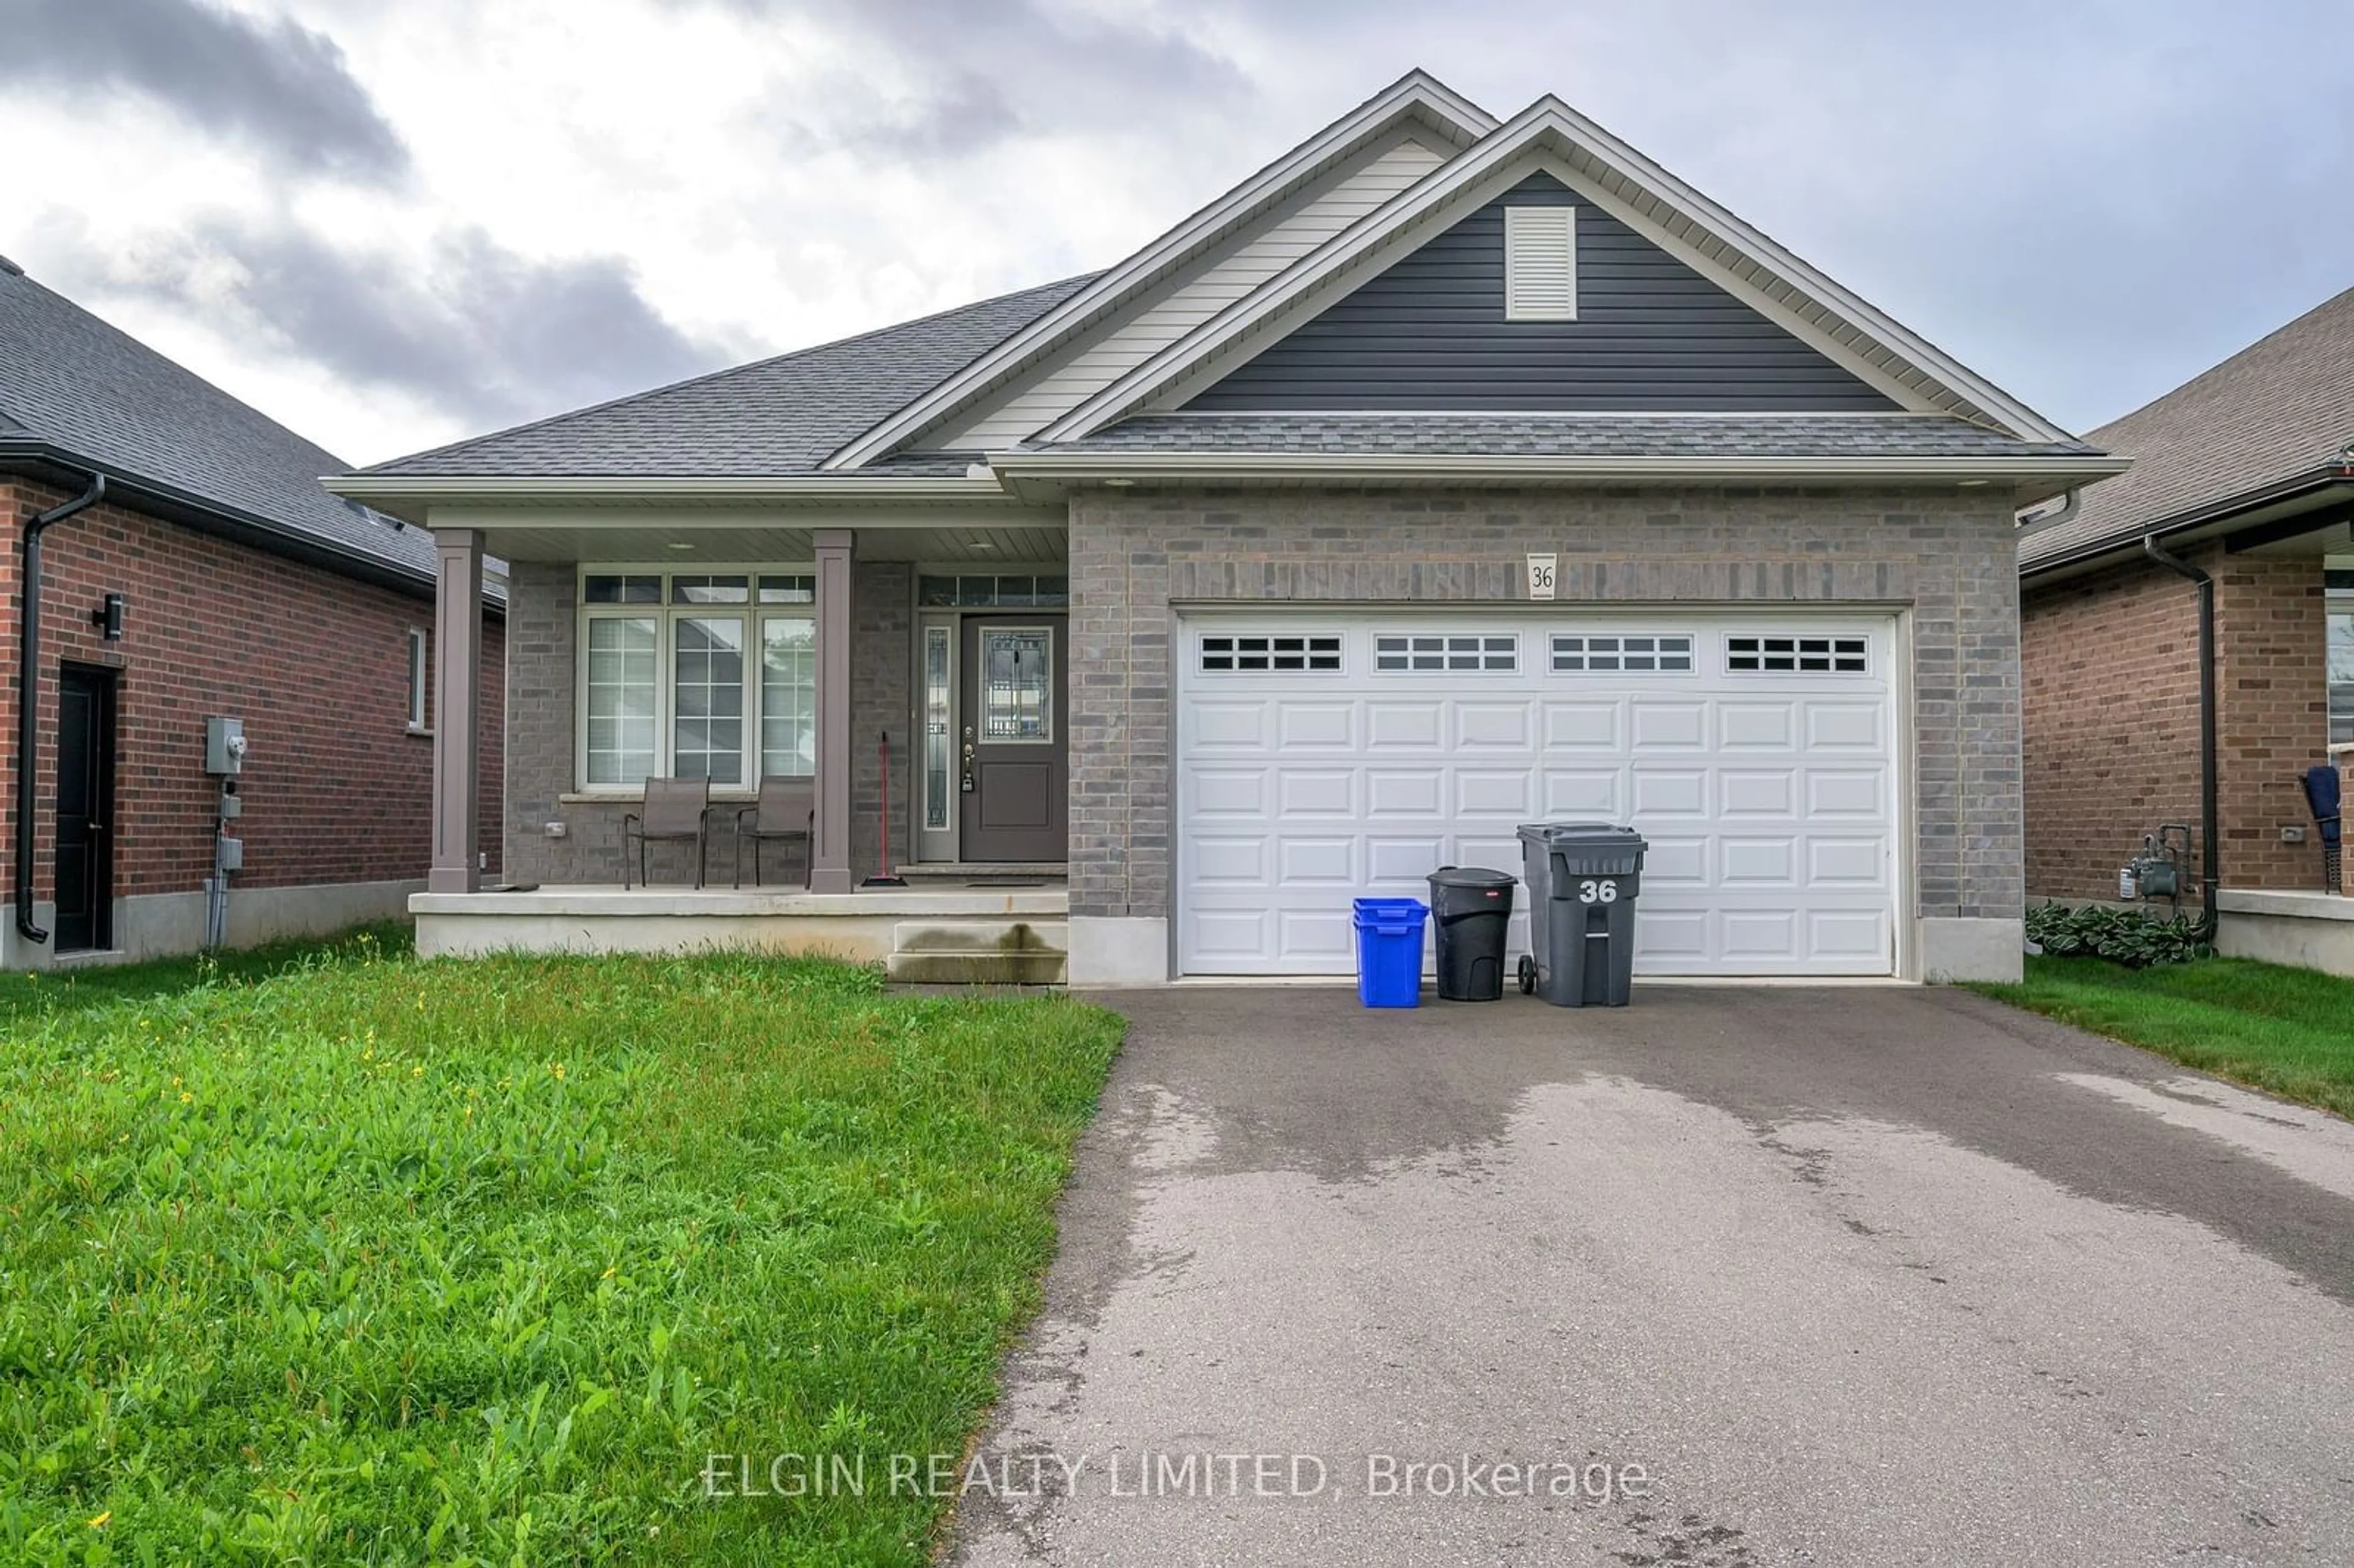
415, 493, 1076, 976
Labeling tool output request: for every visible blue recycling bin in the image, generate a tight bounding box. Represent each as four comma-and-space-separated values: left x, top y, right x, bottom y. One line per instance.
1352, 897, 1428, 1008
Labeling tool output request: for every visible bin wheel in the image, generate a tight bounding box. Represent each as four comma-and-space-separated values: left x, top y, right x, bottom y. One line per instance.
1517, 954, 1537, 995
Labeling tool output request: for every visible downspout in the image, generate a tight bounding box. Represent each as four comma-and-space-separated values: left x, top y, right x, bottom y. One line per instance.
16, 471, 105, 944
2018, 487, 2082, 530
2143, 535, 2218, 941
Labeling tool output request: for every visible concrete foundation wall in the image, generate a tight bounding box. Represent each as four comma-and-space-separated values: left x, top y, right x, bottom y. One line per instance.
2215, 889, 2354, 976
0, 878, 420, 969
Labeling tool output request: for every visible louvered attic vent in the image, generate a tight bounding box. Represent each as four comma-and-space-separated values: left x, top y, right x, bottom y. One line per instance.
1504, 206, 1577, 321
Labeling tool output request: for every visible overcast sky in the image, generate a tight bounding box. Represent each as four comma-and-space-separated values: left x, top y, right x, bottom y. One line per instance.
3, 0, 2348, 466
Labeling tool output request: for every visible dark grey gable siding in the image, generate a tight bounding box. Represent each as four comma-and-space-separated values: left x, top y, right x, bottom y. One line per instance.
1186, 173, 1896, 413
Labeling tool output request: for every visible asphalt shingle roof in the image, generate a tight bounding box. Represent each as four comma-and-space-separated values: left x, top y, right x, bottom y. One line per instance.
2020, 285, 2354, 572
360, 274, 1100, 479
0, 261, 433, 581
1050, 413, 2101, 459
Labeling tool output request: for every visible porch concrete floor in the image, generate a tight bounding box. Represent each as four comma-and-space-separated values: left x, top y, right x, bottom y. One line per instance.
409, 884, 1067, 917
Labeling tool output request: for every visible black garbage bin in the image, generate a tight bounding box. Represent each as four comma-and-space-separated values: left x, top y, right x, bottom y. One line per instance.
1517, 824, 1647, 1007
1426, 866, 1517, 1002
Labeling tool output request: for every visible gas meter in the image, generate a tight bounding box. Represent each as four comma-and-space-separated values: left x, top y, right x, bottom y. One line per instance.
2120, 824, 2191, 905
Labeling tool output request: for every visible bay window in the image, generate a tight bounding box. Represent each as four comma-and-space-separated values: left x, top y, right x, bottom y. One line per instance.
577, 568, 818, 791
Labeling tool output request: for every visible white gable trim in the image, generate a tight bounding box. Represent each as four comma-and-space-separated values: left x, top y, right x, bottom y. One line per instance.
940, 129, 1450, 451
818, 70, 1497, 471
1038, 97, 2074, 447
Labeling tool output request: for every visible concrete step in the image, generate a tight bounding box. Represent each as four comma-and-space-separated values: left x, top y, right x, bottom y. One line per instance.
886, 918, 1068, 985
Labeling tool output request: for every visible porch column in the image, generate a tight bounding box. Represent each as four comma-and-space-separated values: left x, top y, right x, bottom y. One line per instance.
811, 528, 855, 892
429, 528, 484, 895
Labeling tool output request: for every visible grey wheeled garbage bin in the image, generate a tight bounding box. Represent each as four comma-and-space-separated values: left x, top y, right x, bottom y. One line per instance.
1426, 867, 1516, 1001
1516, 824, 1647, 1007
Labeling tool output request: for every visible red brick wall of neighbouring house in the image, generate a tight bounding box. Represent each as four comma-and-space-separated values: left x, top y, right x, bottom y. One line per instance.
2215, 554, 2333, 891
2022, 547, 2330, 900
0, 476, 504, 907
2022, 559, 2204, 900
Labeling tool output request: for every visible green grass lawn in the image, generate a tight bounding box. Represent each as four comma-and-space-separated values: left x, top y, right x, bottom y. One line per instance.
1972, 954, 2354, 1119
0, 929, 1124, 1566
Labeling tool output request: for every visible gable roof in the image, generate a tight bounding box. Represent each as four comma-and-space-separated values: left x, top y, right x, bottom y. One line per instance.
337, 72, 2104, 514
1030, 97, 2076, 449
1184, 171, 1900, 415
359, 273, 1096, 480
0, 259, 438, 589
819, 70, 1499, 470
2019, 285, 2354, 574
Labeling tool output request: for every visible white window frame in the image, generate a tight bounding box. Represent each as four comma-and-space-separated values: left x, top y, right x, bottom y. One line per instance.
405, 626, 429, 733
1195, 631, 1346, 675
1373, 631, 1520, 673
1504, 205, 1577, 321
1723, 632, 1872, 676
2328, 571, 2354, 747
1550, 631, 1697, 674
572, 565, 819, 795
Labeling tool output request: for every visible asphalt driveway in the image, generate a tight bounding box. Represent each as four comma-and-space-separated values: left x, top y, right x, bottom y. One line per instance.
949, 983, 2354, 1566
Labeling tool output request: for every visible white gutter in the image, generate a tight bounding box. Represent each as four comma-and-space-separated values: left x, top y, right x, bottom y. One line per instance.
321, 471, 1024, 523
988, 451, 2130, 484
322, 473, 1014, 502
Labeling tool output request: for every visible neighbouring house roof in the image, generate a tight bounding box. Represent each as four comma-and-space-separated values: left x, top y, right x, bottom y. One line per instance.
1048, 413, 2101, 460
0, 259, 442, 592
2019, 285, 2354, 574
359, 275, 1099, 479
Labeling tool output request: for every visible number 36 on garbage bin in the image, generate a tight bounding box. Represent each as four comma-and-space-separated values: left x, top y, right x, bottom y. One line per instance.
1576, 878, 1620, 904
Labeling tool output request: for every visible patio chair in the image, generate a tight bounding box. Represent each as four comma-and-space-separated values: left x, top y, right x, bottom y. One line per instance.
622, 777, 713, 889
2303, 764, 2343, 894
734, 777, 816, 889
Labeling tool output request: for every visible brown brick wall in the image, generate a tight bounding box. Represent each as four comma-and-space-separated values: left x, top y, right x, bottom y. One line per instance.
2021, 560, 2201, 899
502, 560, 907, 886
2216, 554, 2332, 889
1070, 484, 2024, 927
1, 476, 504, 908
2021, 547, 2331, 900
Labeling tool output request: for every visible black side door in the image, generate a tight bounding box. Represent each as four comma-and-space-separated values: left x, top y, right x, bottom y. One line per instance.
55, 664, 116, 952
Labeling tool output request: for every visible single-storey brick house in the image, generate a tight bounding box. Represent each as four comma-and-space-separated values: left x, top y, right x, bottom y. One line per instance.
2019, 284, 2354, 971
0, 258, 503, 966
335, 72, 2119, 986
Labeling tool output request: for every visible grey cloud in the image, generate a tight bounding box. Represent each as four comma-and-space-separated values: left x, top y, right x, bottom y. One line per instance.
61, 218, 726, 431
1, 0, 406, 181
698, 0, 1253, 158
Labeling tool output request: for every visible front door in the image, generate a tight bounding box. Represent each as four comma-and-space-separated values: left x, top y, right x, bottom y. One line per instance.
959, 615, 1067, 862
55, 664, 116, 953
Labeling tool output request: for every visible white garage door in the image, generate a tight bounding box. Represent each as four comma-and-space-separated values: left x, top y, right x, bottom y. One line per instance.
1176, 612, 1900, 977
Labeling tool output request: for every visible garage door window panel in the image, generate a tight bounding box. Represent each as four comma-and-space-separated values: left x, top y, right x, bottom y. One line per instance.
1552, 633, 1694, 673
1726, 634, 1868, 674
1199, 633, 1342, 672
1374, 633, 1518, 672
